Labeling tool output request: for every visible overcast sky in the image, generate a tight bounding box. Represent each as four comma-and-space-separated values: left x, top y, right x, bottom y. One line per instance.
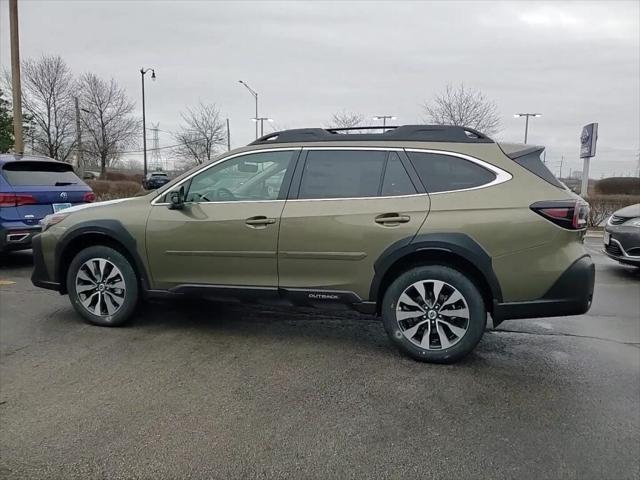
1, 0, 638, 178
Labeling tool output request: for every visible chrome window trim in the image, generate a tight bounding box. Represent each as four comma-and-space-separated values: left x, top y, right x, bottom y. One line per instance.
151, 147, 302, 206
287, 193, 429, 202
152, 146, 512, 205
404, 148, 512, 195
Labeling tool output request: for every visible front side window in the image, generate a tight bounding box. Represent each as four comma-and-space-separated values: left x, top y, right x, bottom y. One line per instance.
298, 150, 387, 199
407, 151, 496, 193
184, 150, 295, 202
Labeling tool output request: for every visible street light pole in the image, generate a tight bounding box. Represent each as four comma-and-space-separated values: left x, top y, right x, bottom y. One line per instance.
514, 113, 542, 144
239, 80, 259, 139
252, 117, 273, 137
373, 115, 397, 132
140, 67, 155, 177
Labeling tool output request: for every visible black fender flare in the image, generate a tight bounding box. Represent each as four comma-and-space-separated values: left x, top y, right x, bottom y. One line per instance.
369, 232, 503, 304
55, 219, 151, 291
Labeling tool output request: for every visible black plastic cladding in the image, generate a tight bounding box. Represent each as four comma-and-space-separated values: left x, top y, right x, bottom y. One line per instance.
250, 125, 494, 145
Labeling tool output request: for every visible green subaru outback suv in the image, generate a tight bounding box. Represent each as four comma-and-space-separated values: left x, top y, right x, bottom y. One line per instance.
31, 125, 595, 363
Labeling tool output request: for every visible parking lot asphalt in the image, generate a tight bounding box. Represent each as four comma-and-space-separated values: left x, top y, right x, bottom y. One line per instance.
0, 237, 639, 479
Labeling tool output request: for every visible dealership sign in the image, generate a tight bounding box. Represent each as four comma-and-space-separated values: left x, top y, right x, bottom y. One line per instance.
580, 123, 598, 158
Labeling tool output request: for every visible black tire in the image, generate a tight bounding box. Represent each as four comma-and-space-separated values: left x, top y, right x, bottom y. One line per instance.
381, 265, 486, 364
66, 245, 139, 327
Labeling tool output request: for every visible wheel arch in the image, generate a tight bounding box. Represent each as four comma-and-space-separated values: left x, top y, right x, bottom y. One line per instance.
55, 220, 150, 294
370, 233, 503, 316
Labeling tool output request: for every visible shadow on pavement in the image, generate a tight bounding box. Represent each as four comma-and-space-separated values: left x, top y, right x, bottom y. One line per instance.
0, 250, 34, 270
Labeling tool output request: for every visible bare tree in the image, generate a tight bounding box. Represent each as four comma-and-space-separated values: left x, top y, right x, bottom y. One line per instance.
327, 110, 364, 130
4, 55, 77, 161
172, 102, 226, 166
78, 73, 139, 177
422, 84, 501, 136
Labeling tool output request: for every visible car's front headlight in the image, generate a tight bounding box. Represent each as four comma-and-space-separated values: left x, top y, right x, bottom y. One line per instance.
625, 217, 640, 227
40, 212, 71, 231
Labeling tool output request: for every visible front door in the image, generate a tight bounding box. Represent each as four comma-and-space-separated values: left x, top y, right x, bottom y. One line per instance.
146, 149, 299, 289
278, 149, 430, 300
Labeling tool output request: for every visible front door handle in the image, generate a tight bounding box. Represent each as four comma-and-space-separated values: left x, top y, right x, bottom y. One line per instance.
245, 216, 277, 227
375, 214, 411, 225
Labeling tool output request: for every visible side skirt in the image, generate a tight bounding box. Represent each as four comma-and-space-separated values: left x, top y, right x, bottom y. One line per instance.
144, 284, 377, 315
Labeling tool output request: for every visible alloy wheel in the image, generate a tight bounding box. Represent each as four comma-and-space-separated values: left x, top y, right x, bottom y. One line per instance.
395, 279, 470, 350
75, 258, 126, 317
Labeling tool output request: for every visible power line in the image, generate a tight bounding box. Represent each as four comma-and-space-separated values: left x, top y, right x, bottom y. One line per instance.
78, 135, 212, 156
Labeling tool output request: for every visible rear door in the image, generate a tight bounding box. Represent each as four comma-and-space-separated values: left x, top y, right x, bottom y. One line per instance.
277, 148, 430, 300
1, 161, 92, 226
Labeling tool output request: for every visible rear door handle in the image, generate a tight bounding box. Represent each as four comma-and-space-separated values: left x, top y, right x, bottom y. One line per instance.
245, 216, 277, 227
375, 214, 411, 225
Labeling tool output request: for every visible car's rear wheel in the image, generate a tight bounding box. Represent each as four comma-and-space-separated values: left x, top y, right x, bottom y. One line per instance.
66, 245, 139, 327
381, 265, 486, 363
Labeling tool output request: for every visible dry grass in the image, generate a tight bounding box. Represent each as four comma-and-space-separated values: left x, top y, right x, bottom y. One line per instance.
585, 194, 640, 227
87, 180, 145, 201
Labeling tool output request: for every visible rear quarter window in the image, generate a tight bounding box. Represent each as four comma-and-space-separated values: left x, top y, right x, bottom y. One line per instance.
407, 151, 496, 193
2, 161, 83, 186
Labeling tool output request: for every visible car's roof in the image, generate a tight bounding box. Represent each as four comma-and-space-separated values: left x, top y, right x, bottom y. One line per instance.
249, 125, 494, 146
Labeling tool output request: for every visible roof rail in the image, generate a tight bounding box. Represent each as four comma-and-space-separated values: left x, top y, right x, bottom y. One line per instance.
249, 125, 493, 145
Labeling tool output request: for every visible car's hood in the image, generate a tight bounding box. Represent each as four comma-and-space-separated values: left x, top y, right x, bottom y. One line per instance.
614, 203, 640, 219
56, 197, 131, 215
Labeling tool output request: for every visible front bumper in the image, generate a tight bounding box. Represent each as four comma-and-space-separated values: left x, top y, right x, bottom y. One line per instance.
603, 226, 640, 266
493, 255, 595, 323
30, 234, 61, 291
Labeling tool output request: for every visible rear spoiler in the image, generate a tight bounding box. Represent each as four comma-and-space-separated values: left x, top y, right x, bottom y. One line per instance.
498, 143, 544, 159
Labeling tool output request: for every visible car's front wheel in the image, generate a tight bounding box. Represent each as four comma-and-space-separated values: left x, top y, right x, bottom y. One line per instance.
381, 265, 486, 363
66, 245, 139, 327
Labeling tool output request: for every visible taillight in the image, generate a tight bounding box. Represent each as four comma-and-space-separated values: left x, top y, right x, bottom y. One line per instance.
0, 193, 16, 207
531, 200, 589, 230
83, 191, 96, 202
0, 193, 37, 207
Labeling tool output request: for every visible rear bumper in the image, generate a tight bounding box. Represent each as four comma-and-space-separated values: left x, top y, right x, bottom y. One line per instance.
493, 255, 595, 324
0, 225, 41, 252
30, 234, 62, 292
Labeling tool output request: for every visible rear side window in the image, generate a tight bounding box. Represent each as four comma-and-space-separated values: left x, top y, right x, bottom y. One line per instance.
511, 151, 564, 188
407, 152, 496, 193
298, 150, 386, 199
2, 161, 82, 186
381, 153, 417, 196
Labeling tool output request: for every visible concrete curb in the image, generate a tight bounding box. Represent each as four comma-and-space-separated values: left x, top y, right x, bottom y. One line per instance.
585, 230, 604, 238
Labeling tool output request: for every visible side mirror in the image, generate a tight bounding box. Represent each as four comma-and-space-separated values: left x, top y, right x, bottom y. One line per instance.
168, 187, 185, 210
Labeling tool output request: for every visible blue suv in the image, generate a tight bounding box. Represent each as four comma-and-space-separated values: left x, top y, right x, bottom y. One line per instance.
0, 154, 95, 253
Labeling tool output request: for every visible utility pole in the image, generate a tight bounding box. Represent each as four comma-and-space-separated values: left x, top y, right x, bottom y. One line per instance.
226, 118, 231, 151
140, 68, 155, 177
74, 97, 83, 176
559, 155, 563, 179
9, 0, 24, 154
